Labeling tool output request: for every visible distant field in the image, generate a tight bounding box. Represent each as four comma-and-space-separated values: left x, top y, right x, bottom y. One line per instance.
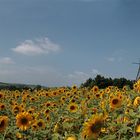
0, 82, 40, 90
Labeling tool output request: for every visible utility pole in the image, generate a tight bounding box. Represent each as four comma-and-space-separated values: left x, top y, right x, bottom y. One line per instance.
132, 59, 140, 81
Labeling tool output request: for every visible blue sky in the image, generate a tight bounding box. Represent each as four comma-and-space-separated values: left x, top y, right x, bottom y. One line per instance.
0, 0, 140, 86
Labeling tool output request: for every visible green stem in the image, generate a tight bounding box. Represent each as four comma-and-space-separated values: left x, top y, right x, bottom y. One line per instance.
3, 128, 8, 140
118, 132, 121, 140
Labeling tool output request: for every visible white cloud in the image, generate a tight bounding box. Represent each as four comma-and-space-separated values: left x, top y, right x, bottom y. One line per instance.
12, 37, 60, 56
0, 57, 15, 64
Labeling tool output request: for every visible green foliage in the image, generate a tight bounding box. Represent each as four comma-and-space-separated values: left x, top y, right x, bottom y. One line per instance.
81, 74, 134, 89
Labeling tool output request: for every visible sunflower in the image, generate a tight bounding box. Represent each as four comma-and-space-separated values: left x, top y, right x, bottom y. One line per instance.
133, 80, 140, 93
16, 132, 23, 139
12, 105, 22, 115
31, 123, 38, 131
52, 102, 57, 108
52, 91, 58, 96
66, 135, 77, 140
73, 91, 77, 96
0, 116, 9, 132
136, 124, 140, 133
45, 102, 51, 107
25, 94, 30, 98
86, 94, 91, 100
36, 119, 46, 130
16, 112, 32, 131
99, 90, 105, 97
122, 85, 127, 91
95, 93, 101, 99
110, 96, 122, 109
45, 92, 50, 97
72, 85, 77, 91
44, 109, 50, 116
126, 97, 132, 107
133, 83, 138, 90
74, 95, 79, 100
66, 92, 71, 97
46, 115, 51, 122
0, 93, 4, 99
0, 103, 5, 110
70, 98, 76, 103
61, 96, 66, 102
91, 86, 99, 94
105, 87, 111, 94
30, 97, 36, 102
67, 103, 78, 113
133, 96, 140, 107
58, 87, 66, 94
28, 108, 35, 114
15, 94, 20, 99
117, 93, 123, 100
82, 114, 104, 139
22, 97, 26, 103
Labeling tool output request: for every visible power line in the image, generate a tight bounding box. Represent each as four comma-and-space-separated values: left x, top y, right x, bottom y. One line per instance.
132, 59, 140, 81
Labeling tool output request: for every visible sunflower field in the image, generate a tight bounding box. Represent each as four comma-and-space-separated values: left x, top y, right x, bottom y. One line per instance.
0, 80, 140, 140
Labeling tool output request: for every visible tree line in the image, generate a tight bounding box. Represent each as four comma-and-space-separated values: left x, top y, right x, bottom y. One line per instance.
80, 75, 134, 89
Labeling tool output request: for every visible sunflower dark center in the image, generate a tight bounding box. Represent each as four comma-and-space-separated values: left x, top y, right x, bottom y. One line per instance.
73, 86, 76, 89
137, 99, 140, 104
1, 105, 5, 109
70, 105, 75, 110
90, 121, 103, 133
29, 111, 32, 114
112, 99, 119, 105
37, 122, 43, 127
46, 117, 50, 121
46, 103, 50, 107
96, 94, 100, 98
45, 110, 49, 114
0, 95, 2, 98
14, 107, 19, 111
71, 99, 75, 102
94, 88, 97, 92
0, 120, 5, 128
21, 117, 28, 124
33, 125, 37, 128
